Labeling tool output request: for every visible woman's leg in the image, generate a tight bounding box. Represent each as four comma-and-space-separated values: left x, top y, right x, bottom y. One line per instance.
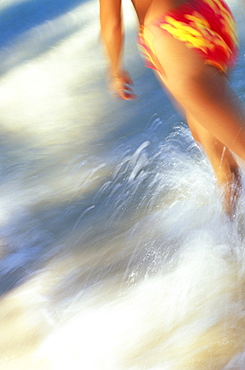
187, 113, 242, 215
146, 25, 245, 161
145, 24, 245, 213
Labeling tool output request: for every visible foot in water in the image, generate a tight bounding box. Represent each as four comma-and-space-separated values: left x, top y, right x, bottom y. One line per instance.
223, 167, 242, 218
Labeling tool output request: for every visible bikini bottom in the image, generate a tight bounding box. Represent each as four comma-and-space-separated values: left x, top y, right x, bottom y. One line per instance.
137, 0, 239, 74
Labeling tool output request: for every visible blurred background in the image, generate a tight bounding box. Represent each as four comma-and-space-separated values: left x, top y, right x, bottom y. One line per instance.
0, 0, 245, 368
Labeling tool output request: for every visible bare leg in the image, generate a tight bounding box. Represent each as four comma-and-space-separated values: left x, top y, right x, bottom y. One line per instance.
145, 25, 245, 213
187, 114, 242, 215
146, 26, 245, 160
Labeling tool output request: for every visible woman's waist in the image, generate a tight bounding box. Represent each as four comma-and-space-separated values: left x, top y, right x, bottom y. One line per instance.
144, 0, 189, 25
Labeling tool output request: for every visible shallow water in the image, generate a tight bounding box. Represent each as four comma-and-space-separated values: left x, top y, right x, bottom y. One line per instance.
0, 0, 245, 369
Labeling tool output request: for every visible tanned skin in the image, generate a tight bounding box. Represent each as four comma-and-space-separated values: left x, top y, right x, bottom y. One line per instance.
99, 0, 245, 215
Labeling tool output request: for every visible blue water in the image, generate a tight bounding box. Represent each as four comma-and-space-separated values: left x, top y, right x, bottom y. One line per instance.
0, 0, 245, 369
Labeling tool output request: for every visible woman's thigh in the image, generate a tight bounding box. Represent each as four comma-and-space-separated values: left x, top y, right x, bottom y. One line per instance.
145, 24, 245, 160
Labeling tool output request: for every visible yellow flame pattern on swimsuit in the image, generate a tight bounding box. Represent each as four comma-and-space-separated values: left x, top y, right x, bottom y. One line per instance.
138, 26, 165, 74
138, 0, 239, 74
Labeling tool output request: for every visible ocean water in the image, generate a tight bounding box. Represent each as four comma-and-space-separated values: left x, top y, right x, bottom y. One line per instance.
0, 0, 245, 369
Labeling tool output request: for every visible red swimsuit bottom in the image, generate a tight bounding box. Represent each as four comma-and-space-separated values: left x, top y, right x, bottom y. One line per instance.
138, 0, 239, 74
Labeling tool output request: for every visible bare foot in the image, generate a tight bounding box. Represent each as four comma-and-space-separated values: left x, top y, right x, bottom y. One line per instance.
223, 167, 242, 218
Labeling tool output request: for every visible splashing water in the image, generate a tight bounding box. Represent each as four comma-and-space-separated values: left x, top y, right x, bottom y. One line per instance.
0, 0, 245, 369
1, 119, 245, 370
